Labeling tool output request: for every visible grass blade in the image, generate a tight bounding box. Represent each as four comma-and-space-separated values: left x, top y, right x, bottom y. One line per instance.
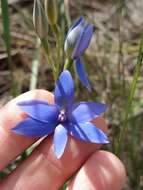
115, 33, 143, 156
1, 0, 18, 97
1, 0, 12, 65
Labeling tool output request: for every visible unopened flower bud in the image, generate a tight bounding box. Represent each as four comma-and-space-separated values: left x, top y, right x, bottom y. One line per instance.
64, 16, 95, 90
64, 16, 95, 59
33, 0, 48, 38
44, 0, 58, 25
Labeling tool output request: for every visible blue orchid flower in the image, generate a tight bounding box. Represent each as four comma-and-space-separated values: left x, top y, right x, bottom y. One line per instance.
12, 70, 108, 159
64, 16, 95, 91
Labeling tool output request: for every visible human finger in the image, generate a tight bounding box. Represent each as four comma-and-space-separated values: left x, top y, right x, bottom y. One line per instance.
66, 151, 126, 190
0, 89, 54, 170
0, 118, 108, 190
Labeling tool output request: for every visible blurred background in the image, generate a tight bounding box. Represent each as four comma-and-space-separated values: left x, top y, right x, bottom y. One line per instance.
0, 0, 143, 189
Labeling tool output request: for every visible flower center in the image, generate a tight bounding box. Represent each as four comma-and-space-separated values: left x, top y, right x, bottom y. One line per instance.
58, 109, 67, 122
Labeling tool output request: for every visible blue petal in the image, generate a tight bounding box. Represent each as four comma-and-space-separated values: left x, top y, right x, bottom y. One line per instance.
54, 70, 74, 107
67, 16, 84, 36
53, 124, 68, 159
69, 122, 109, 143
72, 24, 94, 59
17, 100, 59, 123
74, 58, 91, 91
68, 101, 107, 123
64, 17, 85, 57
12, 118, 56, 137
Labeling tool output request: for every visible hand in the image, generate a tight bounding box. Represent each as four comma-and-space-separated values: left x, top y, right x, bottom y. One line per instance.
0, 90, 126, 190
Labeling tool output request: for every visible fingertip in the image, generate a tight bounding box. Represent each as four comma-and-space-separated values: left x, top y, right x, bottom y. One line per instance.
9, 89, 54, 105
67, 150, 126, 190
92, 151, 126, 189
0, 90, 54, 130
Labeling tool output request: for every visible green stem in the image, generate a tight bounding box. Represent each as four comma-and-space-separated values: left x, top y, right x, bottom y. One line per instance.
1, 0, 11, 66
1, 0, 17, 97
64, 0, 71, 27
117, 0, 124, 80
115, 34, 143, 156
52, 24, 62, 78
40, 38, 56, 81
30, 38, 40, 90
64, 58, 73, 70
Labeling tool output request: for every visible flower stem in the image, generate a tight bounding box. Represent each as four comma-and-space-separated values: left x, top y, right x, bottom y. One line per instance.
64, 0, 71, 27
30, 37, 40, 90
40, 37, 56, 82
52, 24, 63, 78
64, 58, 73, 70
115, 33, 143, 157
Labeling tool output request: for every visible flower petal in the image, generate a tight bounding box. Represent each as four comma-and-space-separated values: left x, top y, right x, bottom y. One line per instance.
53, 124, 68, 159
17, 100, 59, 123
54, 70, 74, 107
72, 24, 94, 58
69, 122, 109, 143
68, 102, 107, 123
74, 57, 91, 91
12, 118, 56, 137
67, 16, 84, 36
64, 17, 85, 58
